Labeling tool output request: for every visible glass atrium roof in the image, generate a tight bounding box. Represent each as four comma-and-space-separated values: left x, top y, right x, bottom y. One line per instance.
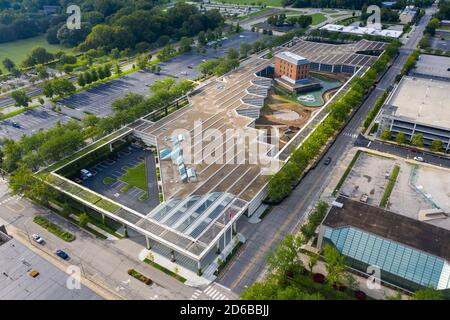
149, 192, 238, 240
324, 226, 450, 289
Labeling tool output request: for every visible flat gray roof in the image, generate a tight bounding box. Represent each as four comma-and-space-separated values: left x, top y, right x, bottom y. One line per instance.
387, 76, 450, 129
0, 238, 102, 300
414, 54, 450, 80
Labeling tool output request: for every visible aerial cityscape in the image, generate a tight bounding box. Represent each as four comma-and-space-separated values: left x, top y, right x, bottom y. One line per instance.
0, 0, 448, 306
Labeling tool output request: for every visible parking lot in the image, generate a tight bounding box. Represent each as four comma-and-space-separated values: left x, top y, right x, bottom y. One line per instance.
430, 36, 450, 51
80, 145, 160, 214
57, 31, 263, 117
0, 108, 72, 142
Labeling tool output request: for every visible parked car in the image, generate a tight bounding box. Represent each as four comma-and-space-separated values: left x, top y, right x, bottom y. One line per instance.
413, 156, 424, 162
80, 169, 93, 178
324, 157, 332, 165
12, 122, 20, 128
55, 249, 69, 260
187, 65, 193, 69
32, 234, 44, 244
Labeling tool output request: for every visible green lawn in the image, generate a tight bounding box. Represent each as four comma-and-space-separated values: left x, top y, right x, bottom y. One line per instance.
310, 13, 327, 25
0, 34, 73, 72
118, 162, 148, 191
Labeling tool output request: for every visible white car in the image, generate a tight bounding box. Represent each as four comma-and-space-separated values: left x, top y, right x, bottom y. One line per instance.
413, 156, 424, 162
32, 234, 44, 244
80, 169, 93, 178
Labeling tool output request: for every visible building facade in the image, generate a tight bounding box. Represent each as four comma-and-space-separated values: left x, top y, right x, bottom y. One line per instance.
274, 51, 311, 84
318, 197, 450, 293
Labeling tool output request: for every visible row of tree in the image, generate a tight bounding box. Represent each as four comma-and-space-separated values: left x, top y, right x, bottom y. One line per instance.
267, 40, 401, 203
197, 48, 240, 76
77, 64, 112, 87
381, 130, 445, 152
0, 77, 195, 173
267, 14, 313, 28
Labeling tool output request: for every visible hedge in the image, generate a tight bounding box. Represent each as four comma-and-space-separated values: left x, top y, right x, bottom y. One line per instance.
363, 90, 389, 130
380, 165, 400, 208
33, 215, 76, 242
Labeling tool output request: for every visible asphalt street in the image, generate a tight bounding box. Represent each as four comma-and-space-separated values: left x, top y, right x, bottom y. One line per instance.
0, 183, 237, 300
356, 135, 450, 168
216, 5, 437, 295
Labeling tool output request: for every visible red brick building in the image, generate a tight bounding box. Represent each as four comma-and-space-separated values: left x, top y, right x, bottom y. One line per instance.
274, 51, 311, 84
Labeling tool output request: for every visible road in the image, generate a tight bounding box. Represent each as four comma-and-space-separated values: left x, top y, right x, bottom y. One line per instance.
0, 181, 237, 300
356, 135, 450, 168
216, 5, 437, 295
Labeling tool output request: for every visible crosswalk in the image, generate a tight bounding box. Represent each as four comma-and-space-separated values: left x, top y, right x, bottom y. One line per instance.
0, 195, 20, 205
190, 289, 202, 300
189, 285, 230, 300
342, 132, 359, 139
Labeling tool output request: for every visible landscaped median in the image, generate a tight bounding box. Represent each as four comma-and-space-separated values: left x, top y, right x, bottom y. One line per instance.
265, 40, 401, 204
380, 165, 400, 208
128, 269, 153, 285
33, 215, 76, 242
144, 258, 186, 283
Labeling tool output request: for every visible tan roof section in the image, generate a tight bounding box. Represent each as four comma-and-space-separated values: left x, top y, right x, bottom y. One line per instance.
388, 76, 450, 129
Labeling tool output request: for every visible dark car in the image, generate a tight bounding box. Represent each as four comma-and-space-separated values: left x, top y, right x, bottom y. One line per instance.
324, 157, 332, 165
12, 122, 20, 128
55, 249, 69, 260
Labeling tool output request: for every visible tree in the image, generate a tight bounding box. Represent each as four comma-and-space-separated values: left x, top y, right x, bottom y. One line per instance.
197, 31, 206, 46
36, 65, 49, 80
136, 55, 148, 70
43, 81, 55, 98
307, 252, 319, 273
240, 43, 252, 58
79, 213, 89, 227
179, 37, 193, 53
2, 58, 15, 72
111, 48, 120, 60
411, 288, 443, 300
22, 47, 54, 67
226, 48, 239, 60
411, 133, 424, 147
78, 74, 86, 87
395, 132, 406, 144
115, 64, 122, 75
266, 234, 304, 278
322, 244, 350, 288
380, 129, 391, 140
91, 70, 99, 82
430, 140, 443, 152
103, 64, 111, 78
11, 90, 29, 107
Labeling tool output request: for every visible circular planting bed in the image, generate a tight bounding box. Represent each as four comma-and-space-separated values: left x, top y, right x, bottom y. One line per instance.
313, 273, 325, 284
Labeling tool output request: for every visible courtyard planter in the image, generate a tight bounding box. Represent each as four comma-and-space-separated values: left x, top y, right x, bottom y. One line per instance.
354, 290, 367, 300
313, 273, 325, 284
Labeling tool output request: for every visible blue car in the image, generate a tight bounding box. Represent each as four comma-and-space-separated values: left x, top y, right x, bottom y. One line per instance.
55, 249, 69, 260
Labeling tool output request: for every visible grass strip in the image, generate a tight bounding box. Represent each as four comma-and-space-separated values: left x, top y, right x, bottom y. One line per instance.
144, 258, 186, 283
332, 150, 361, 196
380, 165, 400, 208
33, 215, 76, 242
